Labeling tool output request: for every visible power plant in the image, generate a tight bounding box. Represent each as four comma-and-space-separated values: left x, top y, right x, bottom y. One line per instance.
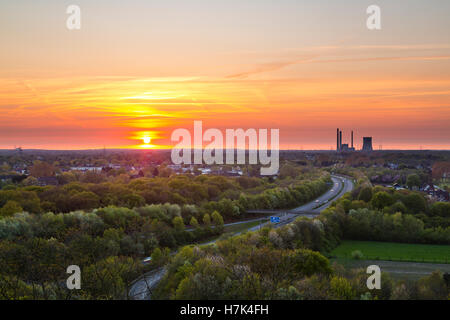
336, 128, 372, 152
362, 137, 373, 151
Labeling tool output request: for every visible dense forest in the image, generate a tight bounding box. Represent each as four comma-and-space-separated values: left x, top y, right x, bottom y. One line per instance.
0, 165, 332, 299
0, 164, 329, 219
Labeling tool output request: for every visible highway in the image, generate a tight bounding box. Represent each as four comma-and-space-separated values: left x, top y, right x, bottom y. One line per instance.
129, 174, 354, 300
245, 175, 354, 232
294, 174, 354, 213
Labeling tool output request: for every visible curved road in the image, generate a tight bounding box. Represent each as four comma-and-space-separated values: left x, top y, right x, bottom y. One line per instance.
293, 175, 354, 213
245, 175, 354, 231
129, 174, 354, 299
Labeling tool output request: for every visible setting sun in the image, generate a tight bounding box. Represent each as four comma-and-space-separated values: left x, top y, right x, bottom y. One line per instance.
0, 0, 450, 304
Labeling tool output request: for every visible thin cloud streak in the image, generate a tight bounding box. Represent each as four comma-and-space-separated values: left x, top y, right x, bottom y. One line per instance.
227, 55, 450, 79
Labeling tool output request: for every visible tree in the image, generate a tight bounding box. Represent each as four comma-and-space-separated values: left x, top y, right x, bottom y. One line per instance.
432, 162, 450, 181
22, 176, 38, 186
330, 276, 355, 300
0, 190, 41, 213
288, 249, 333, 277
83, 256, 142, 299
371, 191, 394, 210
68, 191, 100, 211
29, 161, 55, 178
151, 248, 163, 265
211, 211, 224, 233
358, 187, 373, 203
406, 174, 421, 190
211, 211, 224, 227
119, 193, 145, 208
390, 201, 407, 214
57, 172, 77, 185
403, 193, 427, 214
203, 214, 211, 226
0, 201, 23, 217
430, 202, 450, 217
172, 216, 185, 232
190, 216, 199, 228
81, 171, 106, 184
417, 271, 448, 300
279, 164, 298, 179
0, 163, 11, 174
159, 167, 173, 178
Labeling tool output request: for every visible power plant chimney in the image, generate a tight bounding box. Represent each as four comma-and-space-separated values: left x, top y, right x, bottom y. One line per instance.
351, 130, 354, 148
336, 128, 340, 151
339, 130, 342, 151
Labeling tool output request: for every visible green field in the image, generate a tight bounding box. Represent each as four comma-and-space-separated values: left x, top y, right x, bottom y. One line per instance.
331, 240, 450, 264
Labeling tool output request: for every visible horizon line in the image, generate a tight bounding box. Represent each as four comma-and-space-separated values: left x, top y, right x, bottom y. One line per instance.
2, 148, 450, 152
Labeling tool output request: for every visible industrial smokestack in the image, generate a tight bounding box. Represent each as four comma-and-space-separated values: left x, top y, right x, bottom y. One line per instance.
351, 131, 354, 148
337, 128, 339, 151
339, 131, 342, 150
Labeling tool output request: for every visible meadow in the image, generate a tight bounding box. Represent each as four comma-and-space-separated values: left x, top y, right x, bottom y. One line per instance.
331, 240, 450, 264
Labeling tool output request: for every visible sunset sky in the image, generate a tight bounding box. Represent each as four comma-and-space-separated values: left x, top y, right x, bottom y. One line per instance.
1, 0, 450, 150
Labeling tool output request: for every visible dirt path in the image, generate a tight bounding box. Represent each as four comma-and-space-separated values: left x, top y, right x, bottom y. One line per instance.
338, 259, 450, 280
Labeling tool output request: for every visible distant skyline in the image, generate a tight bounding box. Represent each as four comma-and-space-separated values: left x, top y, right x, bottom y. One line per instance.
1, 0, 450, 150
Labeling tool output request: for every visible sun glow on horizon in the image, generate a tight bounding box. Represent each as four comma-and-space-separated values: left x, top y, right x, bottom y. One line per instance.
1, 0, 450, 150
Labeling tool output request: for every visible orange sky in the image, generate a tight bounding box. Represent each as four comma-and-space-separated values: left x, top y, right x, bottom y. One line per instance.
1, 1, 450, 150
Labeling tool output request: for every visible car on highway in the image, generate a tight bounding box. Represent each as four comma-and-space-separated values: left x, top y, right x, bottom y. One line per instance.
142, 257, 152, 264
